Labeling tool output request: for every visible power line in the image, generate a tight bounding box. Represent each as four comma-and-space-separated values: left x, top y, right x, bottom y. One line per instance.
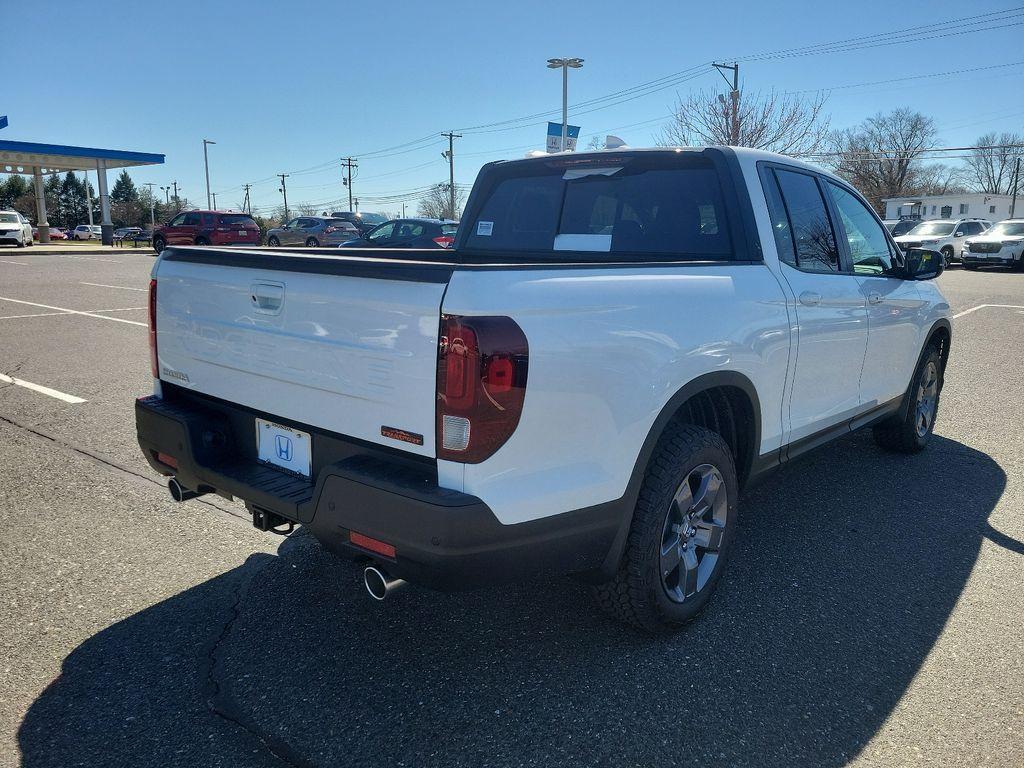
211, 8, 1024, 196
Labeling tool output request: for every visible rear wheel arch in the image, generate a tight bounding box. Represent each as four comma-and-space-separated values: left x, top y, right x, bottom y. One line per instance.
595, 371, 762, 579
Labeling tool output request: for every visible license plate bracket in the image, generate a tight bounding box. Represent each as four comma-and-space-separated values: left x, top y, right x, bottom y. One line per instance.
256, 419, 312, 478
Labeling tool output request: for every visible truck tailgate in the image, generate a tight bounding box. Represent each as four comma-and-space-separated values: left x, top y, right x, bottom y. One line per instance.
154, 248, 454, 457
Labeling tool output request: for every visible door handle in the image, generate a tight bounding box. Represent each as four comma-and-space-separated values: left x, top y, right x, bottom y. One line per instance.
868, 292, 883, 304
251, 281, 285, 315
799, 291, 821, 306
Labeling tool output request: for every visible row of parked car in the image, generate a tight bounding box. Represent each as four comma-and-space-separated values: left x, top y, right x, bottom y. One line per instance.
884, 216, 1024, 270
149, 210, 458, 253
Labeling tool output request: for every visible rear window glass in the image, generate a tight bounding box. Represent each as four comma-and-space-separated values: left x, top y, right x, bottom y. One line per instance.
463, 156, 732, 259
358, 213, 388, 224
218, 214, 256, 226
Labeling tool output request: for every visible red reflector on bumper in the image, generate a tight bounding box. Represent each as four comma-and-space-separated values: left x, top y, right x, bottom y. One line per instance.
349, 531, 396, 558
156, 452, 178, 469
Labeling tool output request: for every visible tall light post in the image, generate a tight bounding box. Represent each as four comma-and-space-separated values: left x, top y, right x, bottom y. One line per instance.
546, 57, 584, 151
160, 185, 170, 207
202, 138, 216, 209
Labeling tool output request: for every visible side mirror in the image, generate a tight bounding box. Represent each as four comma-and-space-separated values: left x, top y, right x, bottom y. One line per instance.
905, 248, 944, 280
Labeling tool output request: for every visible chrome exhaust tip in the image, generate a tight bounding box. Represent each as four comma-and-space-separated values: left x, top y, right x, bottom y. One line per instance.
363, 565, 405, 601
168, 477, 201, 503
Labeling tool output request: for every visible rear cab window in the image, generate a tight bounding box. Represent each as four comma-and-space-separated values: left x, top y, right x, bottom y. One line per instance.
462, 152, 735, 261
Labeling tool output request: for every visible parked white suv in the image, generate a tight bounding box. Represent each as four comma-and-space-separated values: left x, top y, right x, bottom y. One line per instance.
135, 147, 951, 632
961, 218, 1024, 270
893, 218, 991, 267
72, 224, 102, 240
0, 210, 33, 247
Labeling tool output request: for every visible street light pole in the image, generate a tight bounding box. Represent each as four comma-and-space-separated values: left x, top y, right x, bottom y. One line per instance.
202, 139, 216, 209
547, 57, 584, 151
144, 182, 156, 229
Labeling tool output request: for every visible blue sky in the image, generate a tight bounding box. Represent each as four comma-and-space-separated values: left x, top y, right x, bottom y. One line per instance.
4, 1, 1024, 217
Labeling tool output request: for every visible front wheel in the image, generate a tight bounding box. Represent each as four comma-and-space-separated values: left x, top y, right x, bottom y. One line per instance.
592, 424, 738, 632
267, 236, 280, 247
153, 236, 166, 255
941, 247, 954, 269
305, 237, 319, 247
873, 344, 941, 453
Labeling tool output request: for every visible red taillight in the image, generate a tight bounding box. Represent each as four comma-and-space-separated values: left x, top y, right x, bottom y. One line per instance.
433, 235, 455, 248
436, 315, 528, 463
148, 278, 158, 378
349, 531, 396, 558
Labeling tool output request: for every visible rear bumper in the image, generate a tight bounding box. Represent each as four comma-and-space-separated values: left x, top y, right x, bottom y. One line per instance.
135, 391, 621, 590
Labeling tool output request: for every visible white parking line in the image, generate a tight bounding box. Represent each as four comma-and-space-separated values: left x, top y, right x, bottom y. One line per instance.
953, 303, 1024, 319
80, 282, 147, 292
0, 296, 147, 327
0, 259, 28, 266
0, 373, 86, 404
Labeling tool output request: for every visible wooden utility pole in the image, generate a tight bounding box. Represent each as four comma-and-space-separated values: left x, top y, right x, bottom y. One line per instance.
713, 62, 740, 145
441, 132, 462, 219
277, 174, 290, 220
1011, 156, 1021, 218
341, 157, 358, 212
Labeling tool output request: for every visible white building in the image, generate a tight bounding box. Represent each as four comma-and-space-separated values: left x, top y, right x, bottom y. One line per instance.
883, 193, 1019, 222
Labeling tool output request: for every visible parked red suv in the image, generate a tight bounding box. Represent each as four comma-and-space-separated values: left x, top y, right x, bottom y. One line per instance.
152, 211, 260, 253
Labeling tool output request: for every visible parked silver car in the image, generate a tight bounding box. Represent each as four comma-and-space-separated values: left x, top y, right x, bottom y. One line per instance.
265, 217, 361, 247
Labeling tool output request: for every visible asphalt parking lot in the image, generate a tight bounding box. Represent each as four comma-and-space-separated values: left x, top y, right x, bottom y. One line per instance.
1, 249, 1022, 768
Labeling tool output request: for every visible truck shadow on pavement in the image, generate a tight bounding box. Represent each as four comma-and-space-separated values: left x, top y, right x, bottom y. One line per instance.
18, 432, 1008, 768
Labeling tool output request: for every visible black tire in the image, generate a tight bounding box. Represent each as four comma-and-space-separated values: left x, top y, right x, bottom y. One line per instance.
15, 237, 25, 248
153, 236, 166, 255
195, 236, 210, 246
267, 236, 280, 247
941, 247, 953, 269
592, 424, 739, 633
305, 237, 319, 247
873, 344, 942, 453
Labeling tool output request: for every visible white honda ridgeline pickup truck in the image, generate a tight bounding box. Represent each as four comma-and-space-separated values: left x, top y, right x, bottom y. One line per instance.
136, 147, 951, 631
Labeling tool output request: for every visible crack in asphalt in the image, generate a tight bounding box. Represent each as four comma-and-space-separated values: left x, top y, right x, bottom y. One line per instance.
203, 558, 313, 768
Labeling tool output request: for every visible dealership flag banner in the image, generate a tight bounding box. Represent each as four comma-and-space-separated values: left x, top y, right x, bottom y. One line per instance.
546, 122, 580, 153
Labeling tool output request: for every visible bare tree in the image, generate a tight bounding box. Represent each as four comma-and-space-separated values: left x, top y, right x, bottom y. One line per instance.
828, 109, 938, 213
963, 132, 1024, 194
417, 183, 465, 220
661, 88, 830, 155
296, 202, 320, 216
915, 163, 968, 196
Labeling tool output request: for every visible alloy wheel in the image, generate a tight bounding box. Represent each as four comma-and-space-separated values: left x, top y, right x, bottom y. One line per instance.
915, 360, 939, 437
660, 464, 728, 603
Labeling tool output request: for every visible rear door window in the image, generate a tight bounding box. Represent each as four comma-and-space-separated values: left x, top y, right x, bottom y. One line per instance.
463, 155, 733, 259
772, 168, 840, 273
